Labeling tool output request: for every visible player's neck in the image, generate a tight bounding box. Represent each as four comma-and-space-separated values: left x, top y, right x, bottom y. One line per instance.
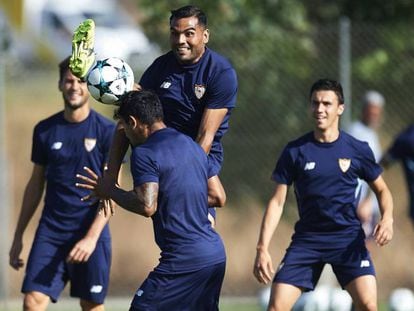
148, 122, 167, 135
64, 104, 90, 123
313, 127, 340, 143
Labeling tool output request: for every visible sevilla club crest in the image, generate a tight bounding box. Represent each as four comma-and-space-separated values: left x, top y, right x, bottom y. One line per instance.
338, 158, 351, 173
194, 84, 206, 99
84, 138, 96, 152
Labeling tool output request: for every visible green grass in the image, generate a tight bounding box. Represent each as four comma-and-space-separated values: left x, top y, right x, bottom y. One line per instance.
0, 297, 262, 311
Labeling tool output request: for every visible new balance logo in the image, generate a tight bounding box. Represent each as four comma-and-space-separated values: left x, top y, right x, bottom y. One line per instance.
51, 142, 62, 150
160, 81, 171, 89
304, 162, 315, 170
90, 285, 103, 293
360, 260, 370, 268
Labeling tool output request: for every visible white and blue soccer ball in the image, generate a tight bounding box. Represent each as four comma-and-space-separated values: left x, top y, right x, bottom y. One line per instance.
86, 57, 134, 105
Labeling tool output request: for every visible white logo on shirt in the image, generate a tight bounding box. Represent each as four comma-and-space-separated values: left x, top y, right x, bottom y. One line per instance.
160, 81, 171, 89
51, 142, 63, 150
136, 289, 144, 297
339, 158, 351, 173
194, 84, 206, 99
90, 285, 103, 293
360, 260, 370, 268
304, 162, 315, 170
84, 138, 96, 152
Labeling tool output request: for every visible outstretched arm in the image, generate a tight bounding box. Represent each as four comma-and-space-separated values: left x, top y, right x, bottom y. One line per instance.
76, 166, 158, 218
253, 183, 288, 284
9, 164, 45, 270
369, 175, 394, 246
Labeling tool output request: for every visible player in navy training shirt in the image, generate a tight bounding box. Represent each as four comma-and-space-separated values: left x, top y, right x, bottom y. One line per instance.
253, 79, 393, 311
76, 90, 226, 311
381, 125, 414, 225
102, 5, 237, 226
9, 57, 115, 311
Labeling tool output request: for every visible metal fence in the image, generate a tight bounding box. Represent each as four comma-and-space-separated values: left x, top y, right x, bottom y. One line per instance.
4, 19, 414, 299
208, 20, 414, 209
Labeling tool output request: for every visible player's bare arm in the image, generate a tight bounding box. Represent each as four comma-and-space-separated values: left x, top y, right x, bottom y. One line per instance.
67, 208, 111, 264
9, 164, 45, 270
254, 183, 288, 284
369, 175, 394, 246
196, 108, 228, 153
76, 166, 158, 217
198, 108, 229, 208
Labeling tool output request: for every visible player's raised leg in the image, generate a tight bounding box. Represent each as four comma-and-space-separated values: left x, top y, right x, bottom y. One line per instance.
69, 19, 96, 79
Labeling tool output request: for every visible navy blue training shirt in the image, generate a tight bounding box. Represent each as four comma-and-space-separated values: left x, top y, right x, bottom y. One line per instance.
31, 110, 115, 241
139, 48, 238, 165
272, 131, 382, 247
130, 128, 226, 274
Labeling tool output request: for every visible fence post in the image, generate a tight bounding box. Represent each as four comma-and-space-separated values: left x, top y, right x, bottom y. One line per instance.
339, 16, 352, 128
0, 20, 10, 303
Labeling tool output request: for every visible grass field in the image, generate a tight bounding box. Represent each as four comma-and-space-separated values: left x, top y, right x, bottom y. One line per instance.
0, 296, 393, 311
0, 296, 262, 311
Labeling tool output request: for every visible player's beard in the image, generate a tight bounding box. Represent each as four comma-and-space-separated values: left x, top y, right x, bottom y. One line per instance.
64, 96, 88, 111
65, 100, 86, 111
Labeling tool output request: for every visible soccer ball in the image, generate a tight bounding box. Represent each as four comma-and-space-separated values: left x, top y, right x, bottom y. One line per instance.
86, 57, 134, 105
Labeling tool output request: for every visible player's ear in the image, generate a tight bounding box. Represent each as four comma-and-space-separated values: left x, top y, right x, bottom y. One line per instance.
338, 103, 345, 115
58, 79, 63, 92
128, 116, 138, 129
203, 28, 209, 44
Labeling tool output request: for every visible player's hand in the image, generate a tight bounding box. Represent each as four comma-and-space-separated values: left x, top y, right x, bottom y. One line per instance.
99, 198, 115, 217
67, 236, 97, 263
253, 249, 274, 284
76, 166, 111, 201
9, 238, 24, 270
373, 217, 393, 246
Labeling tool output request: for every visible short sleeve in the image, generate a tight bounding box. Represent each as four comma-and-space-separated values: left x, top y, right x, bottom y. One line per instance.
206, 68, 237, 109
139, 62, 157, 90
130, 147, 159, 187
358, 142, 383, 182
31, 124, 47, 165
271, 146, 295, 185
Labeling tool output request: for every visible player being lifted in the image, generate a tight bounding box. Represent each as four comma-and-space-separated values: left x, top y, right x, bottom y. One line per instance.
69, 5, 238, 225
253, 79, 393, 311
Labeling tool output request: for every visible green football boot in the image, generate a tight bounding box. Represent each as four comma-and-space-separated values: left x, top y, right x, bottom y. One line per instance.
69, 19, 96, 79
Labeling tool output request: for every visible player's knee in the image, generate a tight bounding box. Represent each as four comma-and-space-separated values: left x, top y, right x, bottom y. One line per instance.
80, 299, 104, 311
23, 292, 49, 311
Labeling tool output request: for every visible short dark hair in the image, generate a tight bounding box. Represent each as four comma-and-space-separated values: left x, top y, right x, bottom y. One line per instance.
309, 79, 344, 105
58, 56, 71, 82
170, 5, 207, 28
115, 90, 164, 126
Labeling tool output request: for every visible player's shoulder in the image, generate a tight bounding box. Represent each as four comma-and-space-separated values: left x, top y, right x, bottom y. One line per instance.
204, 48, 234, 70
341, 130, 367, 145
340, 130, 373, 155
89, 109, 115, 127
285, 131, 314, 149
150, 51, 176, 67
35, 111, 64, 131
